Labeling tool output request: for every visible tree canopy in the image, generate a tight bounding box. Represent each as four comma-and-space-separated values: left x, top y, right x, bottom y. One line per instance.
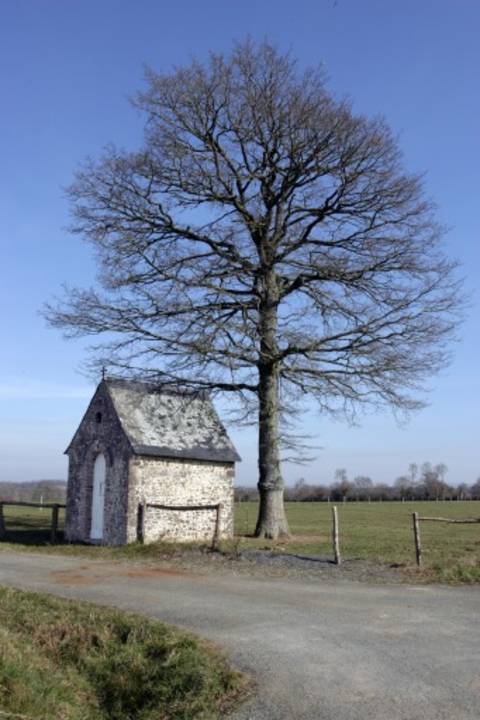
46, 41, 463, 537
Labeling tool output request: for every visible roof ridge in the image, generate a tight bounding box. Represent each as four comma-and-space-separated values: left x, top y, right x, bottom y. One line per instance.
104, 376, 209, 399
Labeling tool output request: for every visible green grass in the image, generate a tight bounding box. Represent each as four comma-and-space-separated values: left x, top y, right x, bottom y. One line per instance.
1, 501, 479, 582
0, 586, 246, 720
233, 500, 480, 582
1, 504, 66, 545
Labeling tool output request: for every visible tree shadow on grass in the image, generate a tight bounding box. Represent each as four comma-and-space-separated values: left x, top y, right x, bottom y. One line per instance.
290, 554, 337, 564
1, 514, 65, 546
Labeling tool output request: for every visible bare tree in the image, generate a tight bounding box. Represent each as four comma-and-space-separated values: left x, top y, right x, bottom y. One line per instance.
353, 475, 373, 500
332, 468, 352, 500
334, 469, 348, 484
470, 479, 480, 500
455, 483, 469, 501
434, 463, 448, 483
45, 41, 463, 538
408, 463, 418, 486
394, 475, 412, 500
420, 462, 451, 500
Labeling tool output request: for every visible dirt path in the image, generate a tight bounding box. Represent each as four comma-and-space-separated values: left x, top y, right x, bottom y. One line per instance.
0, 550, 479, 719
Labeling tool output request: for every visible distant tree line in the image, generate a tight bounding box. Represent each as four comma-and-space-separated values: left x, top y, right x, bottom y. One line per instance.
236, 463, 480, 502
0, 481, 66, 504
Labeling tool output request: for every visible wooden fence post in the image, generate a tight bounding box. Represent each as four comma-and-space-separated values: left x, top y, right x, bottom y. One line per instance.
0, 503, 5, 539
50, 504, 59, 544
137, 503, 146, 543
332, 505, 341, 565
212, 503, 223, 550
412, 512, 422, 567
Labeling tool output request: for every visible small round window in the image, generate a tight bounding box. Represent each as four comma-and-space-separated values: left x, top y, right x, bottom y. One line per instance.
95, 412, 102, 423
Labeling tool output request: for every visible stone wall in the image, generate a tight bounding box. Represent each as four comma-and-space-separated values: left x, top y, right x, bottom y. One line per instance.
65, 384, 130, 545
66, 380, 237, 546
126, 456, 235, 544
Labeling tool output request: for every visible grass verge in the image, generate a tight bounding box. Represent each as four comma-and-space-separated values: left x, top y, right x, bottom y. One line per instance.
0, 586, 247, 720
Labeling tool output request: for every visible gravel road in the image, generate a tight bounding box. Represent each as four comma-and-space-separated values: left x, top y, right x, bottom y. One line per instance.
0, 550, 479, 719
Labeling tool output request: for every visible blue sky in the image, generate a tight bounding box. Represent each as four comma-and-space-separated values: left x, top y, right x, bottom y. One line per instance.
0, 0, 479, 487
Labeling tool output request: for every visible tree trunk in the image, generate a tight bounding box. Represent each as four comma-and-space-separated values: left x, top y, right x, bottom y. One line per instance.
255, 486, 289, 539
254, 358, 290, 539
253, 265, 290, 539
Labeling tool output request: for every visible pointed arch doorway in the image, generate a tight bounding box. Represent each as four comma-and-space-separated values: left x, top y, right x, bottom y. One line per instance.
90, 453, 106, 540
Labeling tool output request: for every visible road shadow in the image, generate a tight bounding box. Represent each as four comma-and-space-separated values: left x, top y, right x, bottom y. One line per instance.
239, 549, 337, 566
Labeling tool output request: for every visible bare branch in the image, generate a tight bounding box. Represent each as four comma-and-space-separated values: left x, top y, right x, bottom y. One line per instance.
45, 40, 464, 538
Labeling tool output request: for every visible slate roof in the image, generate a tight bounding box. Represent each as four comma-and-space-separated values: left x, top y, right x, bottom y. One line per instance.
104, 378, 240, 463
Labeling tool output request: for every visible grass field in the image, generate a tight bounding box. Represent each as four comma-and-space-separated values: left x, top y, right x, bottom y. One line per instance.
234, 501, 480, 582
1, 504, 67, 544
0, 586, 245, 720
1, 501, 479, 582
